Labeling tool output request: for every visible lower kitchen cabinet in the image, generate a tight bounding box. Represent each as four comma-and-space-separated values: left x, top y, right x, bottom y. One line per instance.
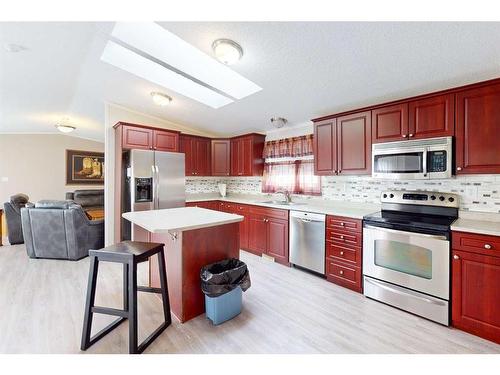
452, 231, 500, 344
325, 215, 363, 293
248, 214, 268, 255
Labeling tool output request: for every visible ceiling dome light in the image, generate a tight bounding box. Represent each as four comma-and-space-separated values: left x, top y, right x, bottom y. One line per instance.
212, 39, 243, 65
151, 92, 172, 106
55, 124, 76, 133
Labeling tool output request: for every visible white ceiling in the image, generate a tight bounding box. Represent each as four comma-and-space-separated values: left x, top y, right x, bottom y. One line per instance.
1, 22, 500, 141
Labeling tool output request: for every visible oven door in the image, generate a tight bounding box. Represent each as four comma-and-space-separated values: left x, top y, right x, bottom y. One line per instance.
372, 147, 427, 179
363, 225, 449, 300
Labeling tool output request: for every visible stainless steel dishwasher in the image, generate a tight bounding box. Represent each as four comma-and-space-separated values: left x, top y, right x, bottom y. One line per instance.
289, 211, 326, 274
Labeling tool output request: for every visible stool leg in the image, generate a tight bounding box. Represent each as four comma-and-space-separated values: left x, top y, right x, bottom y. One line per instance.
128, 259, 138, 354
157, 249, 171, 326
123, 263, 129, 311
81, 255, 99, 351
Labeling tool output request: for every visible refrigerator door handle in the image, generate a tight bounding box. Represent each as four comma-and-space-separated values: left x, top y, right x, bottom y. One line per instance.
151, 165, 156, 209
155, 165, 160, 209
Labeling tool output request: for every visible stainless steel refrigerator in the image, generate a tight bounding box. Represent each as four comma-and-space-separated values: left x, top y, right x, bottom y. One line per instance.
122, 149, 185, 241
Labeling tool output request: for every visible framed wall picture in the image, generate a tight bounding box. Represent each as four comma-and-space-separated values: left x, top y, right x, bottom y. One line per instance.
66, 149, 104, 185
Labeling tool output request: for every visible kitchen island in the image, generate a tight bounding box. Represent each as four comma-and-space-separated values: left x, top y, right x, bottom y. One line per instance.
122, 207, 243, 323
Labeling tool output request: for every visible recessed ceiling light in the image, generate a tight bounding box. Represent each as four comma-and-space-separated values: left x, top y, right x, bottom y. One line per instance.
151, 92, 172, 106
110, 23, 261, 100
55, 124, 76, 133
3, 43, 27, 53
212, 39, 243, 65
101, 40, 233, 109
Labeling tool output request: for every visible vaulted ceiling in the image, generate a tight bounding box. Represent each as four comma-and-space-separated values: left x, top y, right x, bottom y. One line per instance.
1, 22, 500, 141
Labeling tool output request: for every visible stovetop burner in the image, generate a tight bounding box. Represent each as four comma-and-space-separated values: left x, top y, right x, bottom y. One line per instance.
363, 210, 457, 233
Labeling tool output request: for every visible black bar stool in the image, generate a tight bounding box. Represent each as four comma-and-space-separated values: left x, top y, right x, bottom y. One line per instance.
80, 241, 171, 354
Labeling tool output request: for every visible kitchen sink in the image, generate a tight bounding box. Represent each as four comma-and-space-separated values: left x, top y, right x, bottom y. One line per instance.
259, 200, 307, 206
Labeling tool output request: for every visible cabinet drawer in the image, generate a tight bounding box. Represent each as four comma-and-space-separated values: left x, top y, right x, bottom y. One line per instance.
234, 204, 249, 214
326, 259, 362, 293
326, 242, 361, 266
326, 229, 361, 248
452, 231, 500, 257
327, 215, 362, 233
248, 205, 289, 220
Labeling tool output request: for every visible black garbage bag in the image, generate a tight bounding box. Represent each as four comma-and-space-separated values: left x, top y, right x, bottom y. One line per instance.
200, 258, 251, 298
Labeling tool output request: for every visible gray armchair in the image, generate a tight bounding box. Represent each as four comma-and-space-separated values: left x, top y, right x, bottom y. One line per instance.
21, 200, 104, 260
65, 189, 104, 210
3, 193, 30, 245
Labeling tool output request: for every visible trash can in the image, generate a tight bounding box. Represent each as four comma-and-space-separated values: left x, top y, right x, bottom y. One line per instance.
200, 258, 251, 325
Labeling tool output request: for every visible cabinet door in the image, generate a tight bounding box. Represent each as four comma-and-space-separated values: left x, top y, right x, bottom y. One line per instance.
230, 139, 241, 176
313, 119, 336, 175
211, 140, 231, 176
456, 83, 500, 174
452, 250, 500, 344
336, 111, 371, 175
153, 130, 179, 152
248, 215, 267, 255
266, 218, 289, 265
122, 125, 153, 150
194, 138, 211, 176
371, 103, 409, 143
241, 137, 253, 176
408, 94, 454, 139
180, 135, 195, 176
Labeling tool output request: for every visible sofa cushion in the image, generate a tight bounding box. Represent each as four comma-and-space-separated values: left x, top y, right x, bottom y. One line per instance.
35, 200, 73, 209
10, 193, 29, 206
71, 189, 104, 208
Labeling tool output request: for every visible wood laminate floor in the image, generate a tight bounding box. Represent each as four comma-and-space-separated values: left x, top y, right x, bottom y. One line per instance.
0, 243, 499, 354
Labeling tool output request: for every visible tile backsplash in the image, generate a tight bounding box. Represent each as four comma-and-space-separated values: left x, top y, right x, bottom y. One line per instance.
186, 175, 500, 213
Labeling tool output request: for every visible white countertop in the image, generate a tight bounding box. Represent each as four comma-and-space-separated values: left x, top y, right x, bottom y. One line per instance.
451, 218, 500, 237
122, 207, 243, 234
186, 194, 380, 219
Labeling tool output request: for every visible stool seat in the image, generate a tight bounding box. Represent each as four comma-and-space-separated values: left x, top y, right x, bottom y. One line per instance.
81, 241, 171, 354
89, 241, 163, 263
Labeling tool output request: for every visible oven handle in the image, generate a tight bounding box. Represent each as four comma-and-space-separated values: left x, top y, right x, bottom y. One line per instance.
364, 277, 447, 306
364, 225, 448, 241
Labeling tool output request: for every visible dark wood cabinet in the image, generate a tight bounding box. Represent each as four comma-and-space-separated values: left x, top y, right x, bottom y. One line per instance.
230, 134, 265, 176
122, 125, 153, 150
408, 94, 454, 139
455, 82, 500, 174
248, 215, 268, 255
313, 119, 336, 175
325, 215, 362, 293
452, 247, 500, 344
266, 217, 289, 264
153, 129, 179, 152
336, 111, 371, 175
371, 103, 409, 143
211, 139, 231, 176
180, 135, 211, 176
313, 112, 371, 176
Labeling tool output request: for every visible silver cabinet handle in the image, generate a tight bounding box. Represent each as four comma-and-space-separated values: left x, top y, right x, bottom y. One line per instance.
340, 222, 345, 226
457, 167, 462, 171
402, 134, 408, 138
364, 225, 448, 241
339, 270, 344, 275
340, 251, 344, 256
484, 244, 492, 249
453, 255, 460, 260
409, 134, 414, 137
339, 235, 344, 239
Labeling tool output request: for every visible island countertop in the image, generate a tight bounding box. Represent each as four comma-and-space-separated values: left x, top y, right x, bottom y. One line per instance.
122, 207, 243, 234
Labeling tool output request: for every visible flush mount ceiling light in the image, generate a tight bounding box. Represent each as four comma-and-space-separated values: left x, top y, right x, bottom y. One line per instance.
109, 23, 261, 102
101, 41, 233, 108
212, 39, 243, 65
151, 92, 172, 106
55, 124, 76, 133
270, 117, 288, 129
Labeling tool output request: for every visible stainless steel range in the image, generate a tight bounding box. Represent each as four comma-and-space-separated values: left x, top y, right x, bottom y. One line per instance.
362, 190, 459, 325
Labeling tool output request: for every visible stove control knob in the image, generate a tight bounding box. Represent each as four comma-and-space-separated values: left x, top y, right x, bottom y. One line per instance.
439, 196, 445, 201
430, 195, 436, 200
389, 193, 394, 198
383, 194, 387, 198
448, 197, 455, 203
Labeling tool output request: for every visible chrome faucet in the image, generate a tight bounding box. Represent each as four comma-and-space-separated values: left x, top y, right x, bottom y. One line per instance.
276, 189, 292, 203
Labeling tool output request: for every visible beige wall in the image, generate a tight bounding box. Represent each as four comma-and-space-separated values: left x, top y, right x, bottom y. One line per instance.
104, 103, 217, 245
0, 134, 104, 204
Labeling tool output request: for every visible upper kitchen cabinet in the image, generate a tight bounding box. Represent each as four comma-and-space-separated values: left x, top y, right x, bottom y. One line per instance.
336, 111, 371, 175
230, 134, 266, 176
371, 103, 409, 143
180, 135, 211, 176
313, 112, 371, 176
408, 94, 454, 139
117, 122, 180, 151
455, 82, 500, 174
211, 139, 231, 176
313, 119, 336, 175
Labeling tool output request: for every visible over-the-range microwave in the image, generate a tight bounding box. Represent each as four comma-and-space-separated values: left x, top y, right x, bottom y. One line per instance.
372, 136, 452, 180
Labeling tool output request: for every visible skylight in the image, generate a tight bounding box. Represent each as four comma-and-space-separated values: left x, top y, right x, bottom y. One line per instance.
101, 41, 233, 109
110, 22, 262, 100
